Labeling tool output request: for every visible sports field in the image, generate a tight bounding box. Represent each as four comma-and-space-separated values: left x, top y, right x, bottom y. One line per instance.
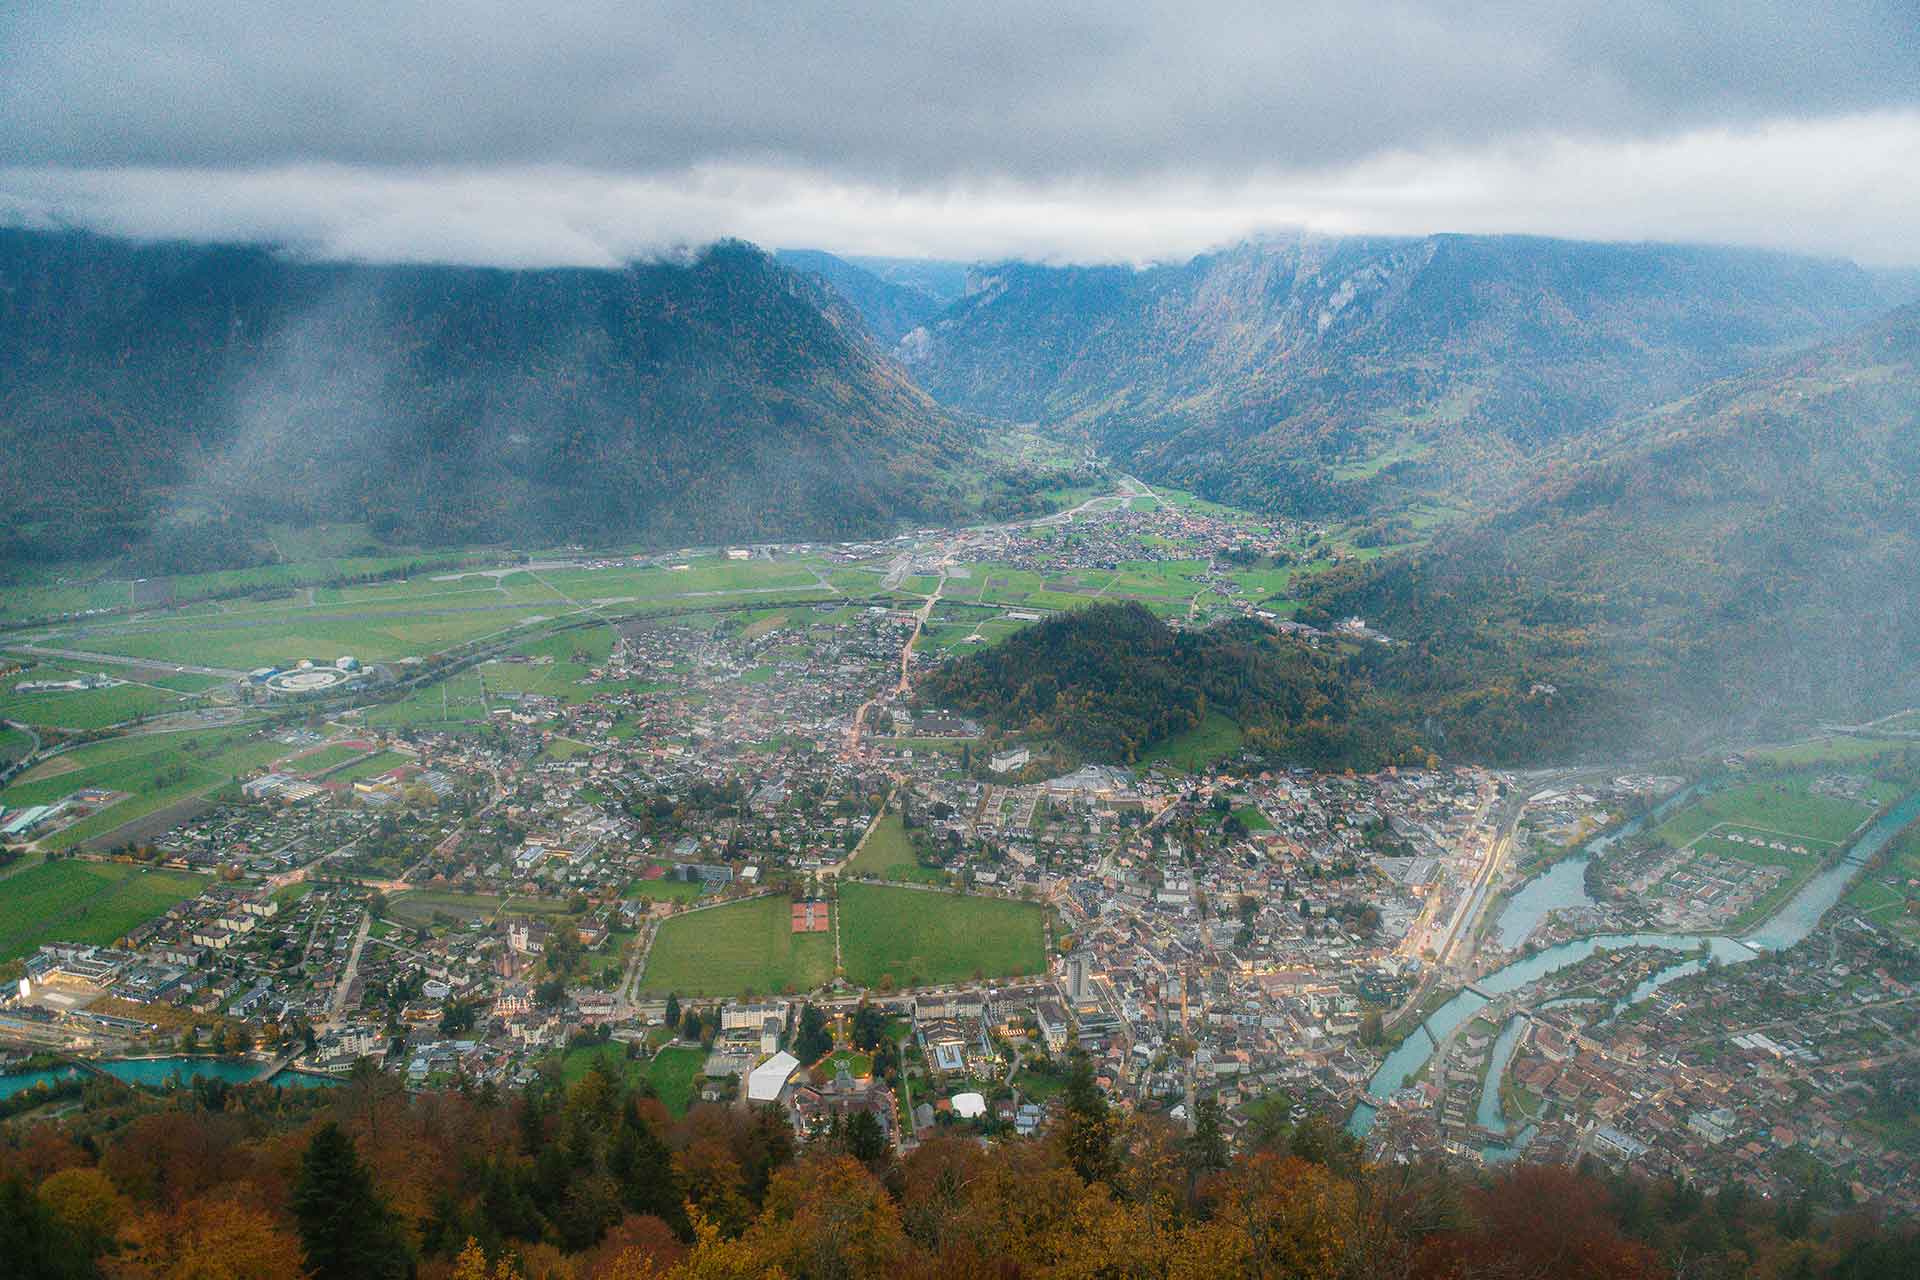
623, 872, 704, 902
637, 895, 835, 997
0, 860, 209, 961
837, 883, 1045, 989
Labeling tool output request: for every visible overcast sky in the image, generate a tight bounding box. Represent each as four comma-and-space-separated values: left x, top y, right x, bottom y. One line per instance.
4, 1, 1918, 266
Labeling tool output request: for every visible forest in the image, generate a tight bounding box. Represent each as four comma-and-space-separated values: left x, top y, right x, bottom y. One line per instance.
3, 1050, 1917, 1279
917, 603, 1431, 770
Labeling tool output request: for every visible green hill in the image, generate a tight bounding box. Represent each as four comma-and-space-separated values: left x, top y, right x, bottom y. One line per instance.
915, 602, 1426, 770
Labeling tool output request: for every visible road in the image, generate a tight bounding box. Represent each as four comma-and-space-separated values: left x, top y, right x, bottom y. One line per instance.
5, 644, 245, 679
326, 908, 372, 1025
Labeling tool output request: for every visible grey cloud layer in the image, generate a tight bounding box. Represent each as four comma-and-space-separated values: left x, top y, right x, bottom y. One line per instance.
5, 1, 1918, 178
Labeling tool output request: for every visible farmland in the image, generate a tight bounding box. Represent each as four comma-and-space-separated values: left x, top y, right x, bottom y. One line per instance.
1651, 779, 1883, 849
837, 884, 1046, 989
0, 672, 194, 731
1845, 822, 1920, 945
0, 860, 210, 961
638, 896, 834, 997
0, 727, 303, 851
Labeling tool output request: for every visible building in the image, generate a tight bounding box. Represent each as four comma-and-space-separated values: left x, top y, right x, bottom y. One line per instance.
990, 748, 1031, 775
748, 1050, 800, 1103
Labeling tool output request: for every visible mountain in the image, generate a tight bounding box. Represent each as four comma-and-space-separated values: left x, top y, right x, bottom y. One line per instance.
900, 233, 1912, 518
843, 255, 972, 308
0, 229, 980, 571
775, 250, 952, 345
1298, 302, 1920, 756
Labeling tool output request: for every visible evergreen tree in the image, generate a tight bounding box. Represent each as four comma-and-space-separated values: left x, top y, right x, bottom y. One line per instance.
291, 1122, 413, 1280
1057, 1050, 1118, 1185
1186, 1095, 1229, 1176
847, 1110, 888, 1163
794, 1003, 832, 1065
665, 992, 681, 1030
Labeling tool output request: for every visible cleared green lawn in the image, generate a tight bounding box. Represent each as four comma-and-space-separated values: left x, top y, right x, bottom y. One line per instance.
623, 873, 704, 902
838, 884, 1045, 989
845, 814, 946, 884
1232, 805, 1273, 831
646, 1044, 711, 1114
1745, 736, 1913, 768
559, 1040, 647, 1088
0, 726, 32, 764
639, 896, 834, 997
386, 889, 577, 929
0, 860, 209, 961
1139, 710, 1245, 773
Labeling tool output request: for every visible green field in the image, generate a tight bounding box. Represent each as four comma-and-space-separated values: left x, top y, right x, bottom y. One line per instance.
0, 726, 32, 764
845, 814, 946, 884
837, 884, 1045, 989
1652, 780, 1880, 849
364, 671, 491, 729
638, 896, 834, 997
333, 751, 411, 783
290, 742, 375, 774
558, 1040, 648, 1088
386, 889, 577, 929
1139, 710, 1245, 773
623, 873, 704, 902
645, 1044, 711, 1114
0, 860, 209, 961
1845, 823, 1920, 944
1744, 736, 1917, 768
0, 668, 196, 730
0, 727, 294, 851
1231, 805, 1273, 831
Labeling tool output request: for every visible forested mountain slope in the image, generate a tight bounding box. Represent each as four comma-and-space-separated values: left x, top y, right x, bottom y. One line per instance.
0, 229, 979, 572
901, 234, 1910, 519
1299, 303, 1920, 755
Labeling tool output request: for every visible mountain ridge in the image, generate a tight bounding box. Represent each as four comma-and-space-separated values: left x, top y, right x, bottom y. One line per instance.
0, 228, 980, 572
900, 232, 1915, 518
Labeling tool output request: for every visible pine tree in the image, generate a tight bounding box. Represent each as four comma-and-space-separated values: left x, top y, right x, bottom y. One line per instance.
1058, 1050, 1119, 1185
1187, 1095, 1229, 1175
665, 992, 681, 1030
291, 1122, 412, 1280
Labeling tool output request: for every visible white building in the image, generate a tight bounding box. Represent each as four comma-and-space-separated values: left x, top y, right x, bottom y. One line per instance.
747, 1050, 799, 1103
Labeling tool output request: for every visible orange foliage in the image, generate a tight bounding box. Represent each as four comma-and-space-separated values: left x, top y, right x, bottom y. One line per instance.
107, 1185, 307, 1280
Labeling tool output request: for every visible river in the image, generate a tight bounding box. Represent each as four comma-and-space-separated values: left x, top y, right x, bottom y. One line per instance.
1350, 785, 1920, 1140
0, 1056, 338, 1097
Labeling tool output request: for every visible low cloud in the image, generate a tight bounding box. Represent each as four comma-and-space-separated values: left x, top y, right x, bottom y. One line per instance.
5, 112, 1920, 267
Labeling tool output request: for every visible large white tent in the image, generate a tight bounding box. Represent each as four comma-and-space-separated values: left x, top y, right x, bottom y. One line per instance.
747, 1050, 799, 1103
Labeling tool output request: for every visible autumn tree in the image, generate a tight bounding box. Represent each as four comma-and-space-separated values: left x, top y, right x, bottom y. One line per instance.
111, 1190, 306, 1280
